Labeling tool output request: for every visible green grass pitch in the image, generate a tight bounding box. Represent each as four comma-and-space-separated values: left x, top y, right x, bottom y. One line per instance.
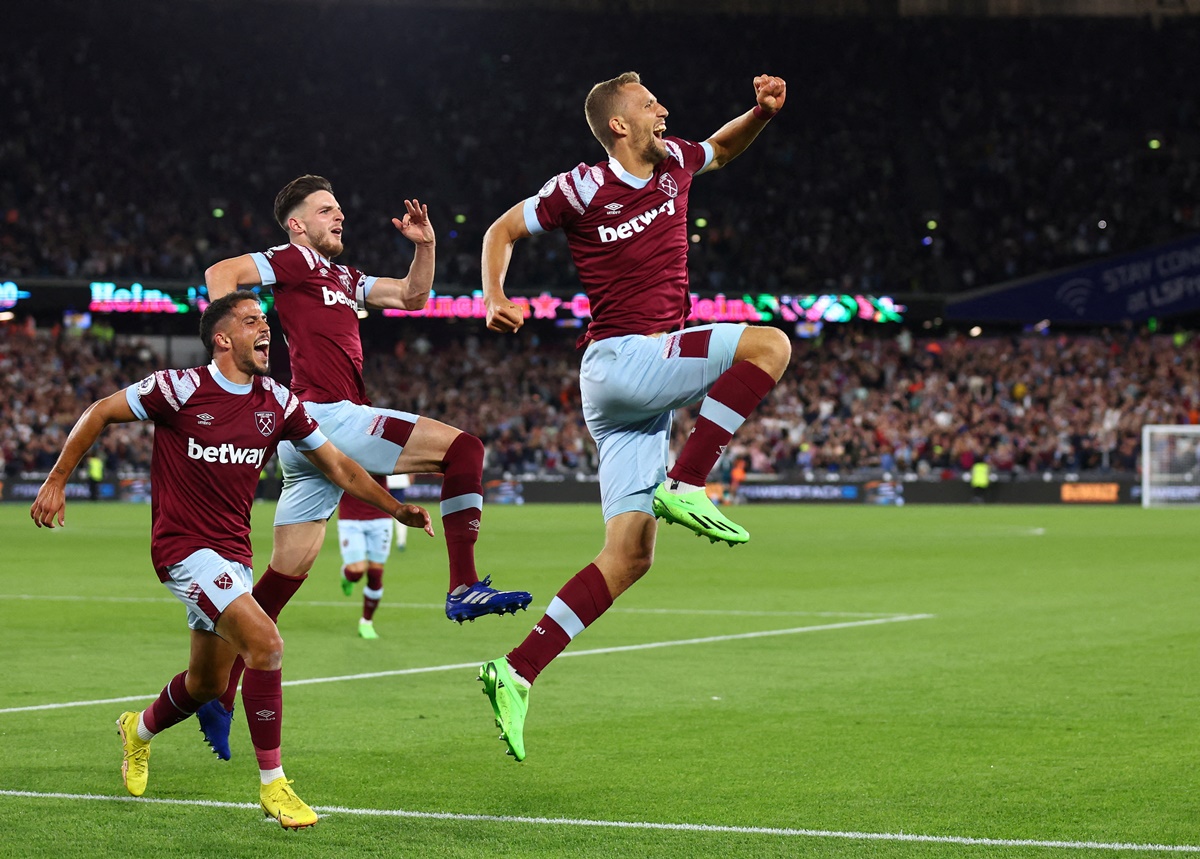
0, 501, 1196, 858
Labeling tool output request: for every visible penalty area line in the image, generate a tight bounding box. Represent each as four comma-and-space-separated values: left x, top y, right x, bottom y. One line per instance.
0, 614, 933, 715
0, 790, 1195, 853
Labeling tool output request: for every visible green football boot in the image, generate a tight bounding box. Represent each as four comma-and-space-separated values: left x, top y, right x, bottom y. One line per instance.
652, 481, 749, 545
479, 658, 529, 761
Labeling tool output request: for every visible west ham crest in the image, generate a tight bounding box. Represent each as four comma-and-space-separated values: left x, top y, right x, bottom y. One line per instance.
255, 411, 276, 437
658, 174, 678, 199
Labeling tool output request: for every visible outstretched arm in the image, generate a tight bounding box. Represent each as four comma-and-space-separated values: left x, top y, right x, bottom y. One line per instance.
30, 390, 137, 528
301, 441, 435, 535
204, 255, 264, 301
702, 74, 787, 174
363, 199, 437, 311
481, 201, 532, 334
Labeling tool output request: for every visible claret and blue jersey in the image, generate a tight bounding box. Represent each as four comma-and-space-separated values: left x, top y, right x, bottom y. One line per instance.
250, 242, 379, 406
524, 137, 715, 344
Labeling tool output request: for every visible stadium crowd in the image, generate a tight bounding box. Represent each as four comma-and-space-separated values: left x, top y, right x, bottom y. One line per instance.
3, 5, 1200, 296
3, 322, 1196, 483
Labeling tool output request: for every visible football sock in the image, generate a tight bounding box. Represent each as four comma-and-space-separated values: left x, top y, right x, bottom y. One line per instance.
363, 566, 383, 621
142, 671, 203, 735
254, 566, 309, 619
218, 567, 307, 711
136, 711, 154, 742
667, 361, 776, 487
242, 667, 283, 771
440, 432, 484, 592
507, 564, 613, 684
259, 766, 285, 786
342, 565, 364, 584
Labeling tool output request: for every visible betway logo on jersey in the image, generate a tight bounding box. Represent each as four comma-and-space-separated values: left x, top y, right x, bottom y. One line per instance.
597, 198, 676, 243
322, 285, 356, 309
187, 438, 266, 467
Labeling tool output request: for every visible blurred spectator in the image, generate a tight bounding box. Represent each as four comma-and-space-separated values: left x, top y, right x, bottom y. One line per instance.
3, 7, 1199, 295
4, 322, 1196, 483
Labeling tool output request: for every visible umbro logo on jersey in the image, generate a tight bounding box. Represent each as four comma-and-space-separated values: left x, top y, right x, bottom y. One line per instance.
213, 572, 233, 590
604, 203, 624, 215
197, 413, 214, 426
597, 198, 676, 243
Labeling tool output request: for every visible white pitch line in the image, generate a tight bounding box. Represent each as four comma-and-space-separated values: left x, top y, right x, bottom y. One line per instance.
0, 593, 900, 618
0, 790, 1194, 854
0, 614, 932, 714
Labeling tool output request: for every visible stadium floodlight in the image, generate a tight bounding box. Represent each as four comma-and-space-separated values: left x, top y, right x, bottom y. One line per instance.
1141, 424, 1200, 508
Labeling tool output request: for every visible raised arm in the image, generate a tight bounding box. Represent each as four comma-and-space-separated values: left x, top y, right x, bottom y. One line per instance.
481, 201, 532, 334
204, 255, 264, 301
301, 441, 435, 535
362, 199, 436, 311
702, 74, 787, 174
30, 390, 137, 528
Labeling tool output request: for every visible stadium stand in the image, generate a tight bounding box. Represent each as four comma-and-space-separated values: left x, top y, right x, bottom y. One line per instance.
4, 324, 1196, 482
3, 5, 1199, 485
2, 6, 1199, 294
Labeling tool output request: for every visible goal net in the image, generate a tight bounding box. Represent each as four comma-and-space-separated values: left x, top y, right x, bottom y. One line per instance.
1141, 425, 1200, 508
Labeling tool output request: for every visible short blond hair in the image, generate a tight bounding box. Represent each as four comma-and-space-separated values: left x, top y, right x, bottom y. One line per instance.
584, 71, 642, 152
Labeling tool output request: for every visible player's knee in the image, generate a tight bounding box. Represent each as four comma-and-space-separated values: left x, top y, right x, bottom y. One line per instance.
244, 629, 285, 671
445, 431, 484, 468
753, 326, 792, 380
626, 545, 654, 580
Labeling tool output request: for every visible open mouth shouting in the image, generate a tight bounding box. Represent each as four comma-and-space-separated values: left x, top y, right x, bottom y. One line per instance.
253, 334, 270, 363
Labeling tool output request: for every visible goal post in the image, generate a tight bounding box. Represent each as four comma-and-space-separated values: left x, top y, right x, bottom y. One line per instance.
1141, 425, 1200, 508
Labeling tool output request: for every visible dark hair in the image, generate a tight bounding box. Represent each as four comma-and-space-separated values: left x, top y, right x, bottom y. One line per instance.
200, 290, 261, 360
584, 71, 642, 152
274, 174, 333, 232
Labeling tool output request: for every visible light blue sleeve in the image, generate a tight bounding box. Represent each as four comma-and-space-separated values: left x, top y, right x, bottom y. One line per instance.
358, 276, 379, 309
522, 198, 546, 236
125, 385, 148, 421
249, 252, 277, 286
698, 141, 715, 174
293, 428, 327, 452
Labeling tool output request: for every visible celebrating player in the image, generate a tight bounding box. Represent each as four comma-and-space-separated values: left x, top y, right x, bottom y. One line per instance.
336, 473, 400, 639
29, 291, 434, 827
198, 177, 532, 758
478, 73, 792, 760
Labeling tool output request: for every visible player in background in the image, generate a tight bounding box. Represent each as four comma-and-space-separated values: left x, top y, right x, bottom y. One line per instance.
478, 73, 792, 760
29, 291, 434, 827
337, 473, 399, 639
199, 177, 532, 759
390, 473, 411, 551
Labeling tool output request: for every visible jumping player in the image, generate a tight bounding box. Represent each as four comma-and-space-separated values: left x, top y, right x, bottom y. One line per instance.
478, 73, 792, 760
29, 291, 434, 827
337, 473, 397, 639
198, 178, 532, 758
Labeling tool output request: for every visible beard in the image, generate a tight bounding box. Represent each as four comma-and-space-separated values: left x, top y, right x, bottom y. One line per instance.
235, 349, 271, 378
311, 230, 344, 259
639, 132, 669, 165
